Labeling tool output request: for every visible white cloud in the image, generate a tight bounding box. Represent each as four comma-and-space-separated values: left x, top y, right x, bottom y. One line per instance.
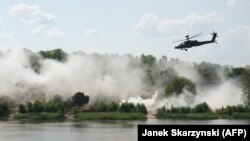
84, 29, 103, 37
9, 4, 55, 24
0, 19, 5, 28
220, 25, 250, 65
194, 25, 250, 66
222, 25, 250, 47
32, 25, 65, 37
0, 31, 16, 41
225, 0, 248, 6
133, 13, 159, 32
133, 12, 223, 37
0, 31, 17, 49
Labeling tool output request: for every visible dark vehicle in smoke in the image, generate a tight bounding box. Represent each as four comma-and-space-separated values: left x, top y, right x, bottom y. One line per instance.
174, 32, 218, 51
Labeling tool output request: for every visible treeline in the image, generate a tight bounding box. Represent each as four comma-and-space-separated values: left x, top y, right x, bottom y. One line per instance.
89, 101, 147, 114
0, 92, 89, 119
1, 90, 148, 120
19, 92, 89, 114
156, 102, 250, 119
156, 102, 212, 115
73, 102, 147, 121
216, 105, 250, 117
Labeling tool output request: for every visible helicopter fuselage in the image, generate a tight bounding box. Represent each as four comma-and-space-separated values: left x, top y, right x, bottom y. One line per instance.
175, 40, 214, 49
174, 32, 217, 51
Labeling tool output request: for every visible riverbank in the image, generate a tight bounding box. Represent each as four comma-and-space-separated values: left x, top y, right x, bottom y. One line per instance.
9, 112, 147, 121
75, 112, 147, 121
13, 113, 65, 121
156, 112, 250, 120
7, 112, 250, 122
156, 113, 218, 120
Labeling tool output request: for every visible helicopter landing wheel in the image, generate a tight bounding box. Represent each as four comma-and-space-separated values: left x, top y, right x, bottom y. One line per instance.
185, 49, 187, 51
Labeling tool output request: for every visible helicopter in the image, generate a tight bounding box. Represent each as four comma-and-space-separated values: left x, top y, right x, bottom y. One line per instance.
174, 32, 218, 51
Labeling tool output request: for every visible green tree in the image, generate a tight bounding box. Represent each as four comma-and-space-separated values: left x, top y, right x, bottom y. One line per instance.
52, 95, 63, 104
135, 104, 148, 114
165, 77, 196, 96
55, 102, 65, 115
45, 101, 56, 112
118, 102, 136, 112
225, 67, 245, 78
18, 104, 26, 113
241, 69, 250, 105
91, 101, 108, 112
0, 102, 10, 117
33, 100, 44, 113
160, 68, 178, 84
156, 106, 166, 117
0, 96, 14, 109
193, 102, 212, 113
107, 102, 119, 112
140, 54, 158, 85
197, 62, 220, 85
28, 52, 41, 73
27, 102, 33, 113
63, 98, 74, 109
71, 92, 89, 108
39, 49, 67, 62
140, 54, 156, 67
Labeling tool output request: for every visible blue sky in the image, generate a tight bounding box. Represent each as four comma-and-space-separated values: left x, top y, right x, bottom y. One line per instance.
0, 0, 250, 66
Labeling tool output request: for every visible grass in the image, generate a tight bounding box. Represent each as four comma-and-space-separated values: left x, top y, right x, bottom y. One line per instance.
13, 112, 64, 121
229, 112, 250, 119
157, 112, 250, 120
74, 112, 147, 121
156, 113, 218, 120
186, 113, 218, 119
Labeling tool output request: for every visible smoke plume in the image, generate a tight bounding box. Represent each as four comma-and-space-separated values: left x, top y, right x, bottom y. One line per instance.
0, 49, 244, 111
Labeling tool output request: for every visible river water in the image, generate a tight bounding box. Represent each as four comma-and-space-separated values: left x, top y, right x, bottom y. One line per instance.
0, 119, 250, 141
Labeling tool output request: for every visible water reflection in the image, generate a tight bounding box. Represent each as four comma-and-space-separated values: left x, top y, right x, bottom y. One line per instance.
0, 119, 249, 141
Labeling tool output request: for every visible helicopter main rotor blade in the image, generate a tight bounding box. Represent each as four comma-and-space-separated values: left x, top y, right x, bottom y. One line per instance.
173, 32, 202, 43
189, 32, 202, 39
173, 38, 187, 43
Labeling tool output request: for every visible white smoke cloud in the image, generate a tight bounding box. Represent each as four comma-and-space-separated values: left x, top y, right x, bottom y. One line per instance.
0, 49, 245, 111
126, 79, 243, 112
196, 79, 243, 109
125, 60, 243, 111
0, 49, 145, 102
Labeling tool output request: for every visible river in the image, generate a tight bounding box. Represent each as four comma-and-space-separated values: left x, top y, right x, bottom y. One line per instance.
0, 119, 250, 141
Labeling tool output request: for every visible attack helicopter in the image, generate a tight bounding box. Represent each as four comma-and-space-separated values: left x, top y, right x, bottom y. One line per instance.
174, 32, 218, 51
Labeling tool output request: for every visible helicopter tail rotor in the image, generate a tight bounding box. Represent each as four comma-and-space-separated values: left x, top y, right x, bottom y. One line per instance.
211, 31, 218, 42
211, 31, 218, 37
